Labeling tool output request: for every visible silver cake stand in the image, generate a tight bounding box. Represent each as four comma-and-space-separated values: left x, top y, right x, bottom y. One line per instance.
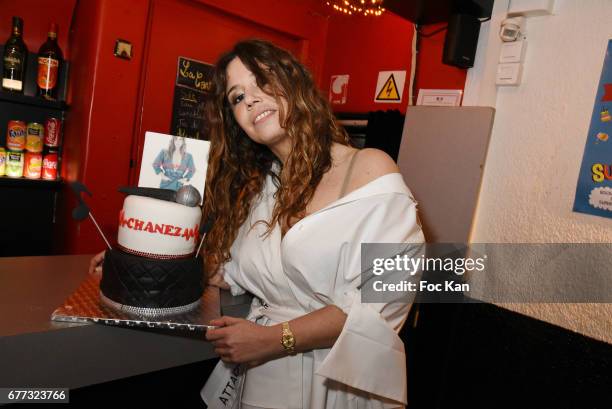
51, 274, 220, 331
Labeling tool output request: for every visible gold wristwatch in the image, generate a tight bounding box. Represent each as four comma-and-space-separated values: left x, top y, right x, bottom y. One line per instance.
280, 321, 296, 354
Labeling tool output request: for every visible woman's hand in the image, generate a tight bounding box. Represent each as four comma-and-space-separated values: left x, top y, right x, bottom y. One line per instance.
88, 250, 106, 275
206, 316, 283, 366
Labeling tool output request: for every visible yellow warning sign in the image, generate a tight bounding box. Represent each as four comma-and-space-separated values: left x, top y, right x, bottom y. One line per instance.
375, 74, 401, 101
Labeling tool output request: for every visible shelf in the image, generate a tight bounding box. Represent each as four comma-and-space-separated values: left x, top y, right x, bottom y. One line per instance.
0, 91, 67, 110
0, 175, 62, 188
0, 44, 69, 108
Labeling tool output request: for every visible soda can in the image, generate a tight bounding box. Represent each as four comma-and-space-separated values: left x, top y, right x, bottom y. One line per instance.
6, 151, 24, 178
24, 152, 43, 179
42, 151, 58, 180
0, 147, 6, 176
26, 122, 44, 152
7, 120, 26, 151
44, 117, 62, 148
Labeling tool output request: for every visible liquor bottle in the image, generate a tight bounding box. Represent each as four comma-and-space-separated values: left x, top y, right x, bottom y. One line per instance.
37, 23, 63, 100
2, 17, 28, 93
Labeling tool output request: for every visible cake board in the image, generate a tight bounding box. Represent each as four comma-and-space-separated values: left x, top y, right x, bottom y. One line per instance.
51, 274, 221, 331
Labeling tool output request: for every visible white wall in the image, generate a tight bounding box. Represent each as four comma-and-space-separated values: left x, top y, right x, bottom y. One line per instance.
465, 0, 612, 343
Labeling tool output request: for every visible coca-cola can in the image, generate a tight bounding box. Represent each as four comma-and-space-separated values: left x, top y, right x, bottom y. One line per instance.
24, 152, 43, 179
44, 117, 62, 148
42, 151, 58, 180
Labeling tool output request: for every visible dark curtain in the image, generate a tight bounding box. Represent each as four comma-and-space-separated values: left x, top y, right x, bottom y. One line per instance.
364, 109, 405, 162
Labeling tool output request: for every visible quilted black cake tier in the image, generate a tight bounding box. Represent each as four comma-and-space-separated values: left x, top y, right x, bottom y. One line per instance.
100, 249, 204, 313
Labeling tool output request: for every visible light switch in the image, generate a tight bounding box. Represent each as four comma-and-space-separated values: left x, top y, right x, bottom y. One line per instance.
496, 63, 522, 86
499, 40, 526, 63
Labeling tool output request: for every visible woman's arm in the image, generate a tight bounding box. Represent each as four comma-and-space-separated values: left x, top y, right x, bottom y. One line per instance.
205, 305, 346, 365
183, 153, 196, 180
88, 250, 106, 275
283, 304, 346, 352
207, 271, 230, 290
152, 150, 166, 175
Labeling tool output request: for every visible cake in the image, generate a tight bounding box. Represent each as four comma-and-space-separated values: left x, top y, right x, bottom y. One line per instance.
100, 187, 205, 317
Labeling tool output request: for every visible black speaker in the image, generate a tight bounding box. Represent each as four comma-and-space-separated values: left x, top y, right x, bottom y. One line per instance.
443, 14, 481, 68
385, 0, 493, 24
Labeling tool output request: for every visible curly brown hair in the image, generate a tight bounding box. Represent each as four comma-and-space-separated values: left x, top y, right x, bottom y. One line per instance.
202, 39, 350, 274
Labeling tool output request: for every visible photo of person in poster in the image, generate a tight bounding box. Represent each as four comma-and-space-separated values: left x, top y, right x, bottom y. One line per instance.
152, 135, 196, 191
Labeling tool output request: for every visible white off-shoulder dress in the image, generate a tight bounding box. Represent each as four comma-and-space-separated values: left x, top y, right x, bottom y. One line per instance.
201, 170, 424, 409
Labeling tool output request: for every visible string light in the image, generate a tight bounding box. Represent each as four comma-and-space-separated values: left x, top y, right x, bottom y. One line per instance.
325, 0, 385, 16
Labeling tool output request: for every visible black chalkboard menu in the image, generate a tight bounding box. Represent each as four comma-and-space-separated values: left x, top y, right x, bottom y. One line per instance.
170, 57, 214, 140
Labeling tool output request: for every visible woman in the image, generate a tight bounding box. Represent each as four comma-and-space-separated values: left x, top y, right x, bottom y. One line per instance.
199, 40, 424, 408
89, 39, 423, 408
152, 135, 196, 191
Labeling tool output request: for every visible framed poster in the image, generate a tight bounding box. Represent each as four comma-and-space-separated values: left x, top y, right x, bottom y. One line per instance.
573, 40, 612, 219
170, 57, 214, 140
138, 131, 210, 203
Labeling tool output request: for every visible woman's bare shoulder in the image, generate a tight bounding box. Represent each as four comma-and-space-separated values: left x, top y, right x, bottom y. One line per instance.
352, 148, 399, 186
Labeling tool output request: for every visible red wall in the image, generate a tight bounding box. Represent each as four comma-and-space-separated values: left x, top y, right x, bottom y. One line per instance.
414, 22, 467, 99
0, 0, 75, 58
51, 1, 468, 255
54, 0, 101, 253
322, 12, 415, 114
192, 0, 329, 84
59, 0, 329, 254
321, 18, 468, 114
58, 0, 152, 254
130, 0, 322, 184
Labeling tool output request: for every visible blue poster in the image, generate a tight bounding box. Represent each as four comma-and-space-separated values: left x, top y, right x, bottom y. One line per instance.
573, 40, 612, 218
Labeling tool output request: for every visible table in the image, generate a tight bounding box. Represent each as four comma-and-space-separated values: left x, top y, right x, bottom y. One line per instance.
0, 255, 251, 389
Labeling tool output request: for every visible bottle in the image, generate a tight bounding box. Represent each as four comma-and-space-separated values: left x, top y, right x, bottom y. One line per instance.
2, 16, 28, 93
37, 23, 63, 100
